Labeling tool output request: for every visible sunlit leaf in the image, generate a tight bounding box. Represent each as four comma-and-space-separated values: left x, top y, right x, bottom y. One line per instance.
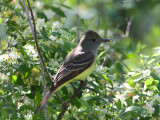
115, 99, 121, 110
12, 75, 17, 84
145, 78, 153, 86
119, 106, 147, 117
97, 51, 105, 61
88, 81, 100, 93
0, 17, 2, 24
35, 90, 41, 107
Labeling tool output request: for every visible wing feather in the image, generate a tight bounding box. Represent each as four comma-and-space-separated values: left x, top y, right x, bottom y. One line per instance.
54, 52, 94, 83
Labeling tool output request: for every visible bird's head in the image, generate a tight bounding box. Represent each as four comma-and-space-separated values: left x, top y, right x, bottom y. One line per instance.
79, 30, 111, 51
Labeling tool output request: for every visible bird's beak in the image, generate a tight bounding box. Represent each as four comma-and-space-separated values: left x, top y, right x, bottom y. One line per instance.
100, 38, 111, 42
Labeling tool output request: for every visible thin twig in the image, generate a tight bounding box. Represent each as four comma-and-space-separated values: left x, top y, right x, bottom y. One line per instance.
21, 0, 34, 38
109, 16, 134, 72
26, 0, 53, 83
122, 16, 134, 38
22, 0, 50, 119
113, 53, 131, 71
57, 80, 88, 120
55, 92, 65, 105
23, 0, 68, 118
76, 0, 80, 42
97, 2, 102, 31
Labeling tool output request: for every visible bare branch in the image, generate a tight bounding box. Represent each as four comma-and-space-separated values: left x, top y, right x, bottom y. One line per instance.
55, 92, 65, 106
112, 53, 131, 71
57, 80, 88, 120
26, 0, 53, 83
22, 0, 50, 119
76, 0, 80, 42
21, 0, 35, 38
122, 16, 134, 38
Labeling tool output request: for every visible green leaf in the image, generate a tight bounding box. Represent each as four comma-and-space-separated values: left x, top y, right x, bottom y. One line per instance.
40, 27, 49, 41
97, 51, 105, 61
19, 105, 34, 111
2, 108, 6, 119
71, 98, 81, 108
0, 17, 2, 24
50, 6, 66, 17
87, 97, 94, 106
153, 104, 159, 116
135, 93, 150, 97
55, 3, 72, 9
94, 72, 113, 88
119, 106, 147, 117
16, 74, 24, 85
12, 75, 17, 84
88, 81, 100, 94
93, 96, 108, 105
126, 78, 135, 88
80, 19, 88, 27
61, 86, 68, 95
157, 82, 160, 91
151, 72, 160, 80
62, 28, 76, 35
52, 32, 61, 38
19, 62, 28, 73
116, 62, 124, 73
63, 41, 73, 52
115, 99, 121, 110
125, 97, 132, 106
37, 12, 48, 22
35, 90, 41, 107
102, 74, 113, 88
145, 78, 153, 86
42, 43, 50, 53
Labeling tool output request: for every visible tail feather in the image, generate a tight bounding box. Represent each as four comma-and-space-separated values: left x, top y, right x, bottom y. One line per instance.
34, 87, 56, 115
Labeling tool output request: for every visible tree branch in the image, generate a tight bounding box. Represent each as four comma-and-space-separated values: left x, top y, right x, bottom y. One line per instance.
122, 16, 134, 38
26, 0, 53, 83
57, 80, 88, 120
22, 0, 50, 119
76, 0, 80, 42
55, 92, 65, 106
22, 1, 88, 120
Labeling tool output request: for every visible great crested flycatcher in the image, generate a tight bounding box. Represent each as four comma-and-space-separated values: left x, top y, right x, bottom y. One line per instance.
34, 30, 111, 115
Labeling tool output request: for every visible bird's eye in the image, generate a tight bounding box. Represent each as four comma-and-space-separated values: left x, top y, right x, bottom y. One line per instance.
92, 39, 95, 41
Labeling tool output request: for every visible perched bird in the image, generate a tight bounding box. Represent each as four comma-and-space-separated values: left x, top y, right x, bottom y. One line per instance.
34, 30, 111, 115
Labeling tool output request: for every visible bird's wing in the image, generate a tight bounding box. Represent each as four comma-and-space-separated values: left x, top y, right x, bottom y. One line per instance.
34, 52, 94, 115
54, 52, 94, 82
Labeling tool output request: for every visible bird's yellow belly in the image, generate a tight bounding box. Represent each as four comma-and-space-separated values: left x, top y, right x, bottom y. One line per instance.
53, 59, 96, 92
73, 59, 96, 80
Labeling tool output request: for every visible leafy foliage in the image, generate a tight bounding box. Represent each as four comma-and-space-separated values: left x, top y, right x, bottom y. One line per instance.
0, 0, 160, 120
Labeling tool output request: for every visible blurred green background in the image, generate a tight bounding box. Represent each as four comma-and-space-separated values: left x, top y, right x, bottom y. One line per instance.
35, 0, 160, 52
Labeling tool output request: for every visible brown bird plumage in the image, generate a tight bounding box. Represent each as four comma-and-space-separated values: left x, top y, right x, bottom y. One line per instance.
34, 30, 110, 115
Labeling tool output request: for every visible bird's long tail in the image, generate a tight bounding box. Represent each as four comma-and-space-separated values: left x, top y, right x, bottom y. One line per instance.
34, 86, 56, 115
34, 66, 83, 115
